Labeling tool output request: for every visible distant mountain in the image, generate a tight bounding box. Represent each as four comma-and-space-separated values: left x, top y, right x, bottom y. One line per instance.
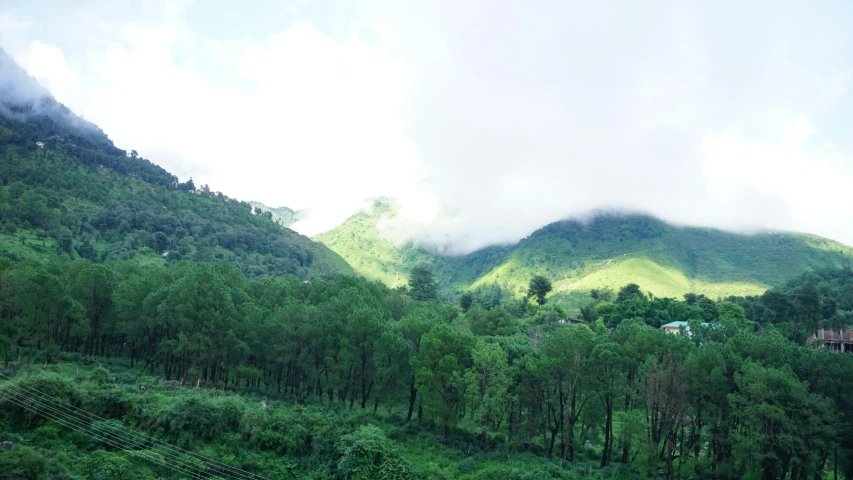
248, 201, 307, 228
315, 199, 853, 307
0, 48, 352, 279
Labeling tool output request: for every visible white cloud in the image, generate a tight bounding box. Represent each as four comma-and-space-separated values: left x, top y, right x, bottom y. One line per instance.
2, 1, 853, 251
702, 112, 853, 235
23, 42, 77, 99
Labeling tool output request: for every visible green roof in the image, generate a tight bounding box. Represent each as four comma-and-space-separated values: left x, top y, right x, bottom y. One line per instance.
661, 321, 690, 328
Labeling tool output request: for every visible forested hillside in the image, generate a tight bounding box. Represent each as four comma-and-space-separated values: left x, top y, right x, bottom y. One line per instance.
2, 254, 853, 479
315, 199, 853, 305
0, 49, 352, 280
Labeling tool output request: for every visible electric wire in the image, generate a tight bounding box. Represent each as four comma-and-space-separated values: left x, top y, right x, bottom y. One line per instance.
0, 376, 256, 480
0, 372, 270, 480
0, 379, 234, 480
0, 382, 210, 480
0, 370, 267, 480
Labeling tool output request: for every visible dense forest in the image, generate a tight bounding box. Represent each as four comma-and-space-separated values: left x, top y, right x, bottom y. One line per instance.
2, 248, 853, 478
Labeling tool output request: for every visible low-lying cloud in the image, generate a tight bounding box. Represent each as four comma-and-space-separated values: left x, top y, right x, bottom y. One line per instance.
2, 0, 853, 252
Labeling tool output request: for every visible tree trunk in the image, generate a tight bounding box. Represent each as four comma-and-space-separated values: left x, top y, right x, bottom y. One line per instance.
567, 418, 577, 462
600, 397, 613, 468
407, 380, 417, 421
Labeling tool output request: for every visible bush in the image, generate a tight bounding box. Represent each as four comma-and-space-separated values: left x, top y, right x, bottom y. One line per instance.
43, 364, 61, 373
439, 448, 464, 461
91, 366, 111, 385
80, 449, 156, 480
337, 425, 416, 480
0, 445, 48, 480
458, 456, 478, 474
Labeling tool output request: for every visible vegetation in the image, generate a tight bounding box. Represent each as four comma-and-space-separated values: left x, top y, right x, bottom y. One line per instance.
315, 200, 853, 307
527, 274, 553, 305
3, 258, 853, 478
314, 199, 438, 289
408, 264, 438, 301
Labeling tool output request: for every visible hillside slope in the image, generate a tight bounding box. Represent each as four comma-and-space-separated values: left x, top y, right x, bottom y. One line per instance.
0, 49, 352, 279
315, 199, 853, 303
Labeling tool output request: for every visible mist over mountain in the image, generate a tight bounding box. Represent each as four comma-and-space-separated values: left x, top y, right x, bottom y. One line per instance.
315, 198, 853, 306
0, 47, 48, 103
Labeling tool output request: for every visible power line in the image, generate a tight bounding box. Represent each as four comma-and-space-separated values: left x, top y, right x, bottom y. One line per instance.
0, 374, 263, 480
0, 383, 210, 480
0, 372, 270, 480
0, 370, 267, 479
0, 379, 238, 480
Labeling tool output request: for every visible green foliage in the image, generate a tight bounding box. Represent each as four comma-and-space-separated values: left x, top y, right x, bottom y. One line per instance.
337, 425, 415, 480
90, 366, 111, 384
80, 450, 156, 480
0, 273, 851, 479
409, 264, 438, 301
0, 445, 48, 480
460, 292, 473, 313
527, 275, 552, 305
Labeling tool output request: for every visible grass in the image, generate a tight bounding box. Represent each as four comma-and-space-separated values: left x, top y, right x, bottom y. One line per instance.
0, 229, 59, 260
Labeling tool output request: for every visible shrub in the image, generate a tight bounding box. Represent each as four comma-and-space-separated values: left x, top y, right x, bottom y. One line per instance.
91, 366, 111, 385
0, 445, 48, 480
337, 425, 416, 480
458, 456, 477, 474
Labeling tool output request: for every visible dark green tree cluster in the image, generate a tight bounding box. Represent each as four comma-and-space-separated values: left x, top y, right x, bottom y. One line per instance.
728, 267, 853, 342
527, 275, 552, 305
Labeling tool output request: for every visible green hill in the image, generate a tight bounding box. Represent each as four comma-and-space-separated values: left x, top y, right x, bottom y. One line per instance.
315, 199, 853, 305
0, 49, 352, 279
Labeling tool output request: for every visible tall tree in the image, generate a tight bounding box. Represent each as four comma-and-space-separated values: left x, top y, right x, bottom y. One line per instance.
412, 324, 474, 437
527, 275, 552, 305
408, 265, 437, 301
463, 340, 512, 452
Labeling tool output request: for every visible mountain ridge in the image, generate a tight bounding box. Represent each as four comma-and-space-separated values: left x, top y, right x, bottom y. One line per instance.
314, 198, 853, 306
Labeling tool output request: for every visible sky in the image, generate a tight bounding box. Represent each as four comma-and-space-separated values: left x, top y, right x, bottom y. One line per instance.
1, 0, 853, 252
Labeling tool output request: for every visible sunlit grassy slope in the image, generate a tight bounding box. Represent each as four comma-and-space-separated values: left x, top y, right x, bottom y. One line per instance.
315, 200, 853, 302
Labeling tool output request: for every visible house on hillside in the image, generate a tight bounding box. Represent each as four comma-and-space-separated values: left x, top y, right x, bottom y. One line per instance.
35, 141, 44, 149
660, 320, 712, 336
661, 321, 691, 335
807, 329, 853, 352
